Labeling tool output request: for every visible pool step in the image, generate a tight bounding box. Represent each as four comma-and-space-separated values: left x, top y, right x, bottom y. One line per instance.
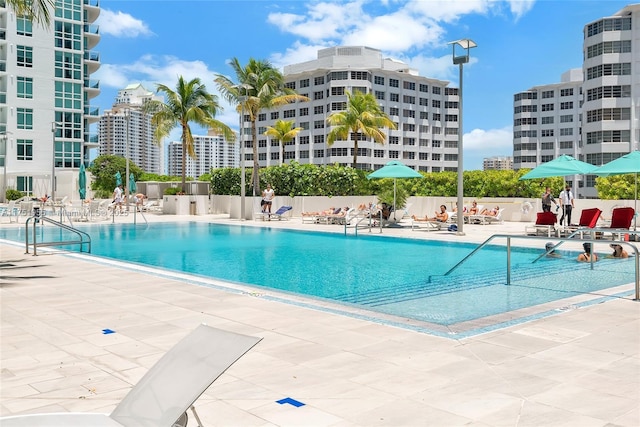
335, 264, 548, 307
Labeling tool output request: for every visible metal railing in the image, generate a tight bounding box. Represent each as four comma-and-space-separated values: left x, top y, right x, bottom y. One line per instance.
444, 228, 639, 301
25, 216, 91, 255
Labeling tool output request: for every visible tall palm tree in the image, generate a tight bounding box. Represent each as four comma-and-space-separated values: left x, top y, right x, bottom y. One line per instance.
327, 91, 396, 168
215, 58, 308, 195
264, 120, 303, 165
7, 0, 54, 26
145, 76, 234, 192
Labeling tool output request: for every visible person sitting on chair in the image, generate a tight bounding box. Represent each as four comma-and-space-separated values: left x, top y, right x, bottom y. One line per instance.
480, 206, 500, 216
413, 205, 448, 223
466, 201, 479, 216
577, 242, 598, 262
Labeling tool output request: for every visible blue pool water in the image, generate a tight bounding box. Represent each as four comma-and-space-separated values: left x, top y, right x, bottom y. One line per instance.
1, 222, 634, 333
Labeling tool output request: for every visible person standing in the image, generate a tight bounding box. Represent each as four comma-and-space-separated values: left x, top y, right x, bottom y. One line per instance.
261, 184, 275, 215
558, 185, 575, 226
541, 187, 559, 213
113, 184, 124, 214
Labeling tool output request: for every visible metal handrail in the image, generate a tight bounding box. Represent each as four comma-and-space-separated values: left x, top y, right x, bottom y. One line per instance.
25, 216, 91, 255
444, 232, 639, 301
343, 211, 377, 236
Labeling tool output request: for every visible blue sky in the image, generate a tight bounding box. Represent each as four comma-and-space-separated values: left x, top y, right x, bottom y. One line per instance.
94, 0, 631, 170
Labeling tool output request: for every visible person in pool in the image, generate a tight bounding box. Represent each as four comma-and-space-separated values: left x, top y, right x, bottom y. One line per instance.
577, 242, 598, 262
606, 243, 629, 259
544, 242, 562, 258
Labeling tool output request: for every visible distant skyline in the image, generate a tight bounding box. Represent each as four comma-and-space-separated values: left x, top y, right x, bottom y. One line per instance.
94, 0, 632, 170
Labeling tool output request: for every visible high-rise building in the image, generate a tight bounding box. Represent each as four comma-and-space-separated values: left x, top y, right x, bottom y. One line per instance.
1, 0, 101, 201
248, 46, 461, 172
99, 84, 163, 174
483, 156, 513, 170
513, 4, 640, 198
167, 129, 239, 178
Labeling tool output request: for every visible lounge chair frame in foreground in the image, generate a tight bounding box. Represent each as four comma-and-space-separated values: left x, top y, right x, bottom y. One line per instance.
0, 324, 262, 427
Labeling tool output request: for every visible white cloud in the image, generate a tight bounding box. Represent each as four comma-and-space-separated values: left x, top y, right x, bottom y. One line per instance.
98, 9, 153, 38
507, 0, 536, 20
464, 126, 513, 152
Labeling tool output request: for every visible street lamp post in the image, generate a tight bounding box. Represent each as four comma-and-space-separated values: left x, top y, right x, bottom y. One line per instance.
448, 38, 477, 236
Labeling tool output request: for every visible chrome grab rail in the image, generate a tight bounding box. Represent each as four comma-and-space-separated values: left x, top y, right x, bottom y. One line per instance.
25, 215, 91, 255
444, 231, 639, 301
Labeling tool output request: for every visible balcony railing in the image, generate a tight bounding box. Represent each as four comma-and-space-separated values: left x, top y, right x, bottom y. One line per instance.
84, 51, 100, 62
84, 24, 99, 35
84, 0, 99, 7
84, 79, 100, 90
84, 106, 99, 116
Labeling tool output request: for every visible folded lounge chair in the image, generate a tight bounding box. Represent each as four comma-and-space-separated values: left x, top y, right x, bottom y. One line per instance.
525, 212, 557, 237
0, 324, 262, 427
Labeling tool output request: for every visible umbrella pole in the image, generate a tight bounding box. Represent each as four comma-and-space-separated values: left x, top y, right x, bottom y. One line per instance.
393, 178, 397, 221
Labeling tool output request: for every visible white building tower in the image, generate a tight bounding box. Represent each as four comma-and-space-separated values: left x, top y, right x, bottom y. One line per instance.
167, 129, 239, 178
98, 84, 163, 174
250, 46, 461, 172
1, 0, 101, 201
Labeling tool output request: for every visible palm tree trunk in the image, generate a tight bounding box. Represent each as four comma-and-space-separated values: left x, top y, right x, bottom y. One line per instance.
181, 133, 187, 192
281, 142, 285, 166
251, 119, 259, 196
352, 139, 358, 168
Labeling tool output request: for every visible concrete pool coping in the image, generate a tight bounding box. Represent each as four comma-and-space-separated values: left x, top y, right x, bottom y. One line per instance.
1, 214, 639, 425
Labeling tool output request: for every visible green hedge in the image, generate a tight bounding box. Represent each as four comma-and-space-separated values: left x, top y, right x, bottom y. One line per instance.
209, 162, 566, 200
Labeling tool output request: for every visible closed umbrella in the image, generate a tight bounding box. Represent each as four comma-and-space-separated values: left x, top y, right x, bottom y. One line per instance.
592, 150, 640, 230
129, 172, 137, 194
78, 164, 86, 200
114, 171, 122, 187
367, 160, 423, 222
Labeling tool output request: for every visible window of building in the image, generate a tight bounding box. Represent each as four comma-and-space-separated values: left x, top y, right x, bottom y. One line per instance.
374, 91, 385, 100
444, 141, 457, 148
403, 152, 415, 160
389, 150, 399, 159
284, 151, 296, 160
331, 87, 345, 96
541, 142, 554, 150
432, 140, 441, 148
314, 120, 324, 129
560, 128, 573, 136
432, 153, 441, 161
389, 107, 399, 116
541, 129, 554, 137
350, 71, 369, 80
17, 45, 33, 67
17, 108, 33, 129
258, 113, 266, 121
56, 0, 82, 20
402, 123, 415, 131
314, 149, 324, 158
390, 93, 399, 102
403, 137, 415, 145
540, 116, 554, 124
331, 102, 346, 111
313, 91, 324, 100
270, 112, 279, 120
419, 112, 428, 120
283, 109, 295, 118
270, 139, 280, 147
299, 107, 309, 116
374, 149, 385, 158
54, 140, 81, 168
271, 152, 280, 161
432, 114, 441, 122
54, 51, 81, 80
374, 76, 384, 85
314, 76, 325, 85
419, 84, 428, 92
300, 79, 309, 88
419, 153, 428, 160
559, 115, 573, 123
314, 135, 324, 144
586, 63, 632, 80
389, 136, 399, 144
299, 122, 309, 130
54, 81, 82, 109
258, 139, 267, 148
559, 141, 573, 149
17, 139, 33, 160
389, 78, 399, 88
299, 150, 309, 159
444, 154, 458, 161
403, 81, 415, 90
444, 101, 458, 109
541, 104, 554, 112
560, 88, 574, 96
419, 125, 429, 133
330, 147, 348, 156
432, 100, 441, 108
17, 16, 33, 36
329, 71, 348, 80
258, 127, 266, 135
299, 136, 309, 145
403, 95, 415, 104
541, 90, 554, 98
403, 110, 415, 118
432, 86, 441, 95
54, 21, 82, 50
17, 77, 33, 98
444, 128, 458, 136
445, 114, 457, 122
560, 101, 573, 110
285, 81, 296, 90
55, 111, 82, 139
16, 176, 33, 194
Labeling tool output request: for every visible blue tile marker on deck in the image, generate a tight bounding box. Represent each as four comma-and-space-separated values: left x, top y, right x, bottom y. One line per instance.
102, 329, 115, 334
276, 397, 305, 407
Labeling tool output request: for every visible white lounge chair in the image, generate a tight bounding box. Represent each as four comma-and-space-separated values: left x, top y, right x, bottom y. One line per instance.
411, 217, 443, 231
0, 324, 262, 427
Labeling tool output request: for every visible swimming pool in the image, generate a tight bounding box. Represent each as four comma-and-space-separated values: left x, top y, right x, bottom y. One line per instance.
1, 222, 634, 337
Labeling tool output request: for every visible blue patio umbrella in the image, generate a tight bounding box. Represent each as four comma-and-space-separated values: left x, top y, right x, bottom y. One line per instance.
129, 172, 137, 194
114, 171, 122, 187
367, 160, 423, 221
519, 155, 596, 180
78, 164, 86, 200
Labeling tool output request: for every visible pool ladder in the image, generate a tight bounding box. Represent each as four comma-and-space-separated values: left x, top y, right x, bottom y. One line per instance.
25, 215, 91, 255
444, 228, 640, 301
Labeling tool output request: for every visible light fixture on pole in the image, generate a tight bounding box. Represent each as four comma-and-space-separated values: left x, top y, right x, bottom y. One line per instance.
448, 38, 477, 236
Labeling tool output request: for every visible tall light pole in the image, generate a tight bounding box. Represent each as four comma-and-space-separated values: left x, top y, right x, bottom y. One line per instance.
124, 108, 130, 211
51, 122, 58, 202
239, 96, 247, 220
0, 131, 11, 203
448, 38, 477, 236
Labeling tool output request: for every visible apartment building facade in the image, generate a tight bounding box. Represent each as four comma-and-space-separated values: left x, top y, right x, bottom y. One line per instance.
167, 130, 239, 178
483, 156, 513, 170
513, 4, 640, 198
0, 0, 101, 201
98, 84, 163, 174
248, 46, 461, 172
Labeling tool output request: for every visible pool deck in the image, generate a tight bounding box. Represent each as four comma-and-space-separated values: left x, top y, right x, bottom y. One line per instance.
1, 214, 639, 426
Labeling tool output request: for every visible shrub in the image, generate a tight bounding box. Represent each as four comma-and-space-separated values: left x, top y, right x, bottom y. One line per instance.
6, 189, 23, 201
